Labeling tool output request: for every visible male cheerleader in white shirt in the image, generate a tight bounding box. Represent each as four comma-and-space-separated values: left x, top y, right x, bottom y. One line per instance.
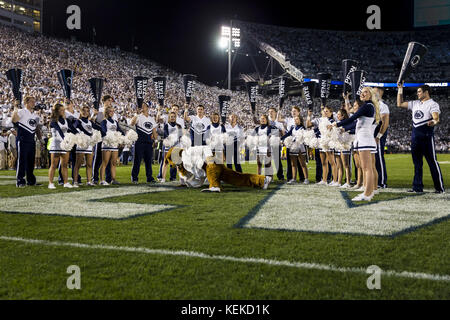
397, 83, 445, 194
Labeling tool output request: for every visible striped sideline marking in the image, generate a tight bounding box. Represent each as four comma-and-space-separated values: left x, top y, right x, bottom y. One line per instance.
1, 235, 449, 283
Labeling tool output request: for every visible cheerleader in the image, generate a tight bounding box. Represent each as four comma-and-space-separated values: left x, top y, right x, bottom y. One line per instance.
204, 112, 226, 163
280, 106, 304, 181
281, 115, 309, 184
253, 114, 273, 177
130, 102, 158, 184
184, 104, 211, 146
335, 108, 355, 188
335, 87, 380, 201
160, 111, 183, 183
99, 105, 125, 185
225, 113, 243, 173
156, 104, 183, 181
307, 106, 338, 186
72, 106, 101, 187
343, 95, 365, 190
48, 103, 77, 189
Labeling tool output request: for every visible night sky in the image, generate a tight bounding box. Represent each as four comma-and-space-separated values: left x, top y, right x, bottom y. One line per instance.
43, 0, 415, 86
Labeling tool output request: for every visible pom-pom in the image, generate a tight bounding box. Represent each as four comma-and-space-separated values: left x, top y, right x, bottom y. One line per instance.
269, 135, 280, 147
89, 130, 103, 146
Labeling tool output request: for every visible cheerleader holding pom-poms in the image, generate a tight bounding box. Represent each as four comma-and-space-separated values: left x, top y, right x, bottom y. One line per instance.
48, 103, 78, 189
281, 115, 309, 184
307, 106, 338, 186
99, 105, 125, 186
334, 108, 355, 189
334, 87, 380, 201
72, 106, 102, 187
251, 114, 274, 178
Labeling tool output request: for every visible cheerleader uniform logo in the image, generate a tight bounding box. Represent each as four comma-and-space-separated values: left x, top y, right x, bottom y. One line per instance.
144, 122, 154, 130
28, 119, 37, 128
414, 110, 424, 120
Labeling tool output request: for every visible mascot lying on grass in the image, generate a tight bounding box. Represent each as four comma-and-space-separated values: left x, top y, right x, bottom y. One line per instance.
162, 146, 272, 192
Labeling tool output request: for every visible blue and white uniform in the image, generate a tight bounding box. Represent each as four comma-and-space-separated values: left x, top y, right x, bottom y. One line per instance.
316, 116, 336, 152
225, 123, 243, 173
254, 124, 274, 156
374, 100, 389, 187
338, 102, 377, 152
100, 117, 125, 151
407, 99, 444, 192
205, 123, 226, 152
49, 117, 75, 154
131, 114, 157, 183
337, 118, 356, 156
189, 115, 211, 146
14, 108, 41, 186
281, 124, 306, 156
73, 117, 101, 154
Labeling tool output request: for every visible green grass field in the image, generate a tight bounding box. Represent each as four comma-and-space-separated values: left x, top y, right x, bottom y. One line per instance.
0, 153, 449, 299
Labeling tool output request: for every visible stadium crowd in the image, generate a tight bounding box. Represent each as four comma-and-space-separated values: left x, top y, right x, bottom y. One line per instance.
0, 23, 448, 171
238, 21, 450, 83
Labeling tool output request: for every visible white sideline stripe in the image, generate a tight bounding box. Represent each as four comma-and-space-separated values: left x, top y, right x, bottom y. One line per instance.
1, 235, 449, 283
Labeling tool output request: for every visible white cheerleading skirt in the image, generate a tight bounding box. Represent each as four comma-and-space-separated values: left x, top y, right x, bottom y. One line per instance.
49, 137, 67, 154
288, 144, 306, 156
76, 145, 93, 154
354, 129, 376, 152
101, 142, 119, 152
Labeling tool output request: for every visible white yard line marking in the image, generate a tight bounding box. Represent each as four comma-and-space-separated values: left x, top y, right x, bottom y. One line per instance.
1, 235, 449, 282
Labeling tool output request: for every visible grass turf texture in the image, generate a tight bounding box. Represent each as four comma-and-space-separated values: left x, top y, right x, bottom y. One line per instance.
0, 153, 449, 299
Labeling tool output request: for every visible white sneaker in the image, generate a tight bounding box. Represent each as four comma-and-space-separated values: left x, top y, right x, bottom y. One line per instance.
373, 189, 380, 195
48, 183, 56, 190
63, 183, 73, 189
303, 179, 309, 185
86, 182, 95, 186
100, 181, 109, 186
263, 176, 272, 190
73, 183, 79, 188
352, 193, 373, 202
351, 185, 362, 190
355, 186, 365, 192
287, 179, 296, 184
340, 183, 351, 189
328, 181, 338, 187
160, 179, 167, 183
317, 180, 327, 185
201, 187, 221, 192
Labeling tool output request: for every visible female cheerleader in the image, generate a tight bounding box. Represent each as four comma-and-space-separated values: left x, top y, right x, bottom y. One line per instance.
204, 112, 226, 163
99, 105, 125, 186
48, 103, 77, 189
343, 93, 365, 191
281, 115, 309, 184
72, 106, 101, 187
307, 106, 338, 186
225, 113, 243, 173
160, 111, 183, 183
335, 87, 380, 201
335, 108, 354, 188
254, 114, 273, 178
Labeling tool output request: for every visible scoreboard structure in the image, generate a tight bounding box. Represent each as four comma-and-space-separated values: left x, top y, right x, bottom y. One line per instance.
0, 0, 42, 33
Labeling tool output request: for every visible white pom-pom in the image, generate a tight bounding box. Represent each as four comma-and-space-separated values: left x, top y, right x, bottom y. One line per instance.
61, 133, 76, 151
76, 133, 90, 150
180, 135, 191, 150
89, 130, 103, 146
269, 135, 280, 147
284, 136, 294, 149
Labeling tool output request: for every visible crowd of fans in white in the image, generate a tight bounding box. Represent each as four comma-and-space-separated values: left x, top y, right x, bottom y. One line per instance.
0, 23, 448, 170
238, 21, 450, 83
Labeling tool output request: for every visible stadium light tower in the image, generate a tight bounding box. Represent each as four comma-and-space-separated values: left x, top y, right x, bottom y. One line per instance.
220, 21, 240, 90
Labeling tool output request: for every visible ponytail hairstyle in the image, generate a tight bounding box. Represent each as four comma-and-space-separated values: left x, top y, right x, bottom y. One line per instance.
51, 103, 64, 122
368, 87, 381, 124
